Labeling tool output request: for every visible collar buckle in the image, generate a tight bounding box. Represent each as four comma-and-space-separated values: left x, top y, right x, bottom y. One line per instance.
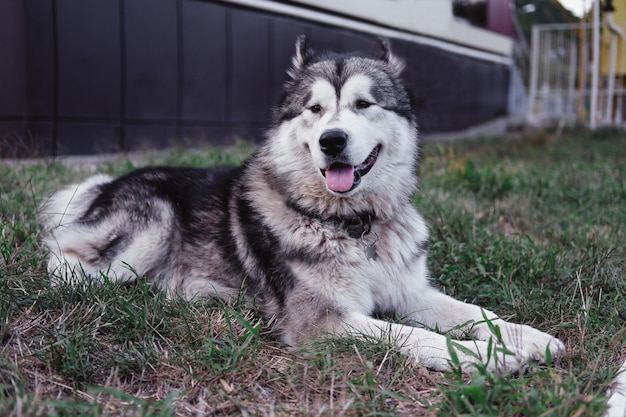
343, 213, 372, 239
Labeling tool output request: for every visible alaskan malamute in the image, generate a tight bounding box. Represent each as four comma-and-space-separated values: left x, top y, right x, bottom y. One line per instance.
40, 37, 564, 372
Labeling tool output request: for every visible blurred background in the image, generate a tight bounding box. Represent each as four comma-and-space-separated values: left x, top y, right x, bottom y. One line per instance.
0, 0, 621, 157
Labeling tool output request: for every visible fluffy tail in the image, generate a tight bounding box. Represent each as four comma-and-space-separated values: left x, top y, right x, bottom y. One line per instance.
40, 174, 112, 232
39, 174, 114, 282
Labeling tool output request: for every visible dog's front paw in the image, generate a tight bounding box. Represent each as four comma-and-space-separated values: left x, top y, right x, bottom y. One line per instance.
452, 339, 527, 374
498, 323, 565, 364
471, 319, 565, 368
411, 337, 526, 373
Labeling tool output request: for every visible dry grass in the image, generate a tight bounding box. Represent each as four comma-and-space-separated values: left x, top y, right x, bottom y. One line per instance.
3, 293, 445, 415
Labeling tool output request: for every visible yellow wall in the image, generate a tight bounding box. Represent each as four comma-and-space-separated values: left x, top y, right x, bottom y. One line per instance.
601, 3, 626, 75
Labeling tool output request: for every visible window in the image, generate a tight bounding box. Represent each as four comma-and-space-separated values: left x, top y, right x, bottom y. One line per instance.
453, 0, 487, 28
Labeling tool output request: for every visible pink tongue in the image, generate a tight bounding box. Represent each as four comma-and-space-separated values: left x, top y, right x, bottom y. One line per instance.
325, 165, 354, 192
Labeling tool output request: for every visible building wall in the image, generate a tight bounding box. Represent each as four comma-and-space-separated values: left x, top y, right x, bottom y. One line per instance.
0, 0, 28, 154
289, 0, 513, 55
0, 0, 511, 157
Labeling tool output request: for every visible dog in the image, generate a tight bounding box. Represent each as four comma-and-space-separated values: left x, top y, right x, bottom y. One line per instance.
40, 36, 564, 372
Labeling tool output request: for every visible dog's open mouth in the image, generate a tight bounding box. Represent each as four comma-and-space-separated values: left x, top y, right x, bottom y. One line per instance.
321, 145, 381, 193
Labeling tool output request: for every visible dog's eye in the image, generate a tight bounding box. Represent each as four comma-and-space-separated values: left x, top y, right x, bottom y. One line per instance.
356, 100, 372, 109
309, 104, 322, 114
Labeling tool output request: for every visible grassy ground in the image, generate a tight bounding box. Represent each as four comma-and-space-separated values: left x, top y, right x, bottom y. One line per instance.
0, 128, 624, 416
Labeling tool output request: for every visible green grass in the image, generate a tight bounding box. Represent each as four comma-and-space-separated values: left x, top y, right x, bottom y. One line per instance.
1, 130, 624, 416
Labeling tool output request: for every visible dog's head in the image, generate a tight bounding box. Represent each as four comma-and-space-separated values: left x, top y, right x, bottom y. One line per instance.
268, 36, 419, 206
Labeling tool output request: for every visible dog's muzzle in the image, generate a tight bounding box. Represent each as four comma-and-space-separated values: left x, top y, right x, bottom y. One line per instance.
319, 129, 381, 193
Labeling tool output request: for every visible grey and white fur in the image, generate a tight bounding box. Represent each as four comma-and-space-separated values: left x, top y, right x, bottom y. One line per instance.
40, 36, 564, 372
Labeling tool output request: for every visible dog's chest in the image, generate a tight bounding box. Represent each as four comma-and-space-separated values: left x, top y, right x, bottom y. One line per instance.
287, 220, 428, 311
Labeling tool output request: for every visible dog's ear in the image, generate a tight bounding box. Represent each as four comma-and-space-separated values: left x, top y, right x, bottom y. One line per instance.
287, 35, 311, 80
378, 38, 405, 77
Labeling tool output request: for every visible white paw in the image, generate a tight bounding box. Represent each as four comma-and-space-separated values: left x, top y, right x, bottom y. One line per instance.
500, 323, 565, 364
450, 339, 528, 373
472, 321, 565, 364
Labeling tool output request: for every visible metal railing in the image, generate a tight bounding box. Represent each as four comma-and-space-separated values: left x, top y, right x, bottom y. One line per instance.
528, 22, 626, 126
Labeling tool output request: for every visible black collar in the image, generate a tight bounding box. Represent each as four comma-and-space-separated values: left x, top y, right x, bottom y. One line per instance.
286, 200, 375, 239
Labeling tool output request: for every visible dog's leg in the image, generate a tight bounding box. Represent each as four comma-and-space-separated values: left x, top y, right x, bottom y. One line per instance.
338, 311, 526, 372
399, 286, 565, 365
279, 293, 527, 372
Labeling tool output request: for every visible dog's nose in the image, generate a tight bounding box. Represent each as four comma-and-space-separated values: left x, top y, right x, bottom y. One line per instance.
319, 129, 348, 156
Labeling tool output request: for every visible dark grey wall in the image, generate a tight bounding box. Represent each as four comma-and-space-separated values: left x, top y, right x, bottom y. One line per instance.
0, 0, 28, 155
0, 0, 510, 157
